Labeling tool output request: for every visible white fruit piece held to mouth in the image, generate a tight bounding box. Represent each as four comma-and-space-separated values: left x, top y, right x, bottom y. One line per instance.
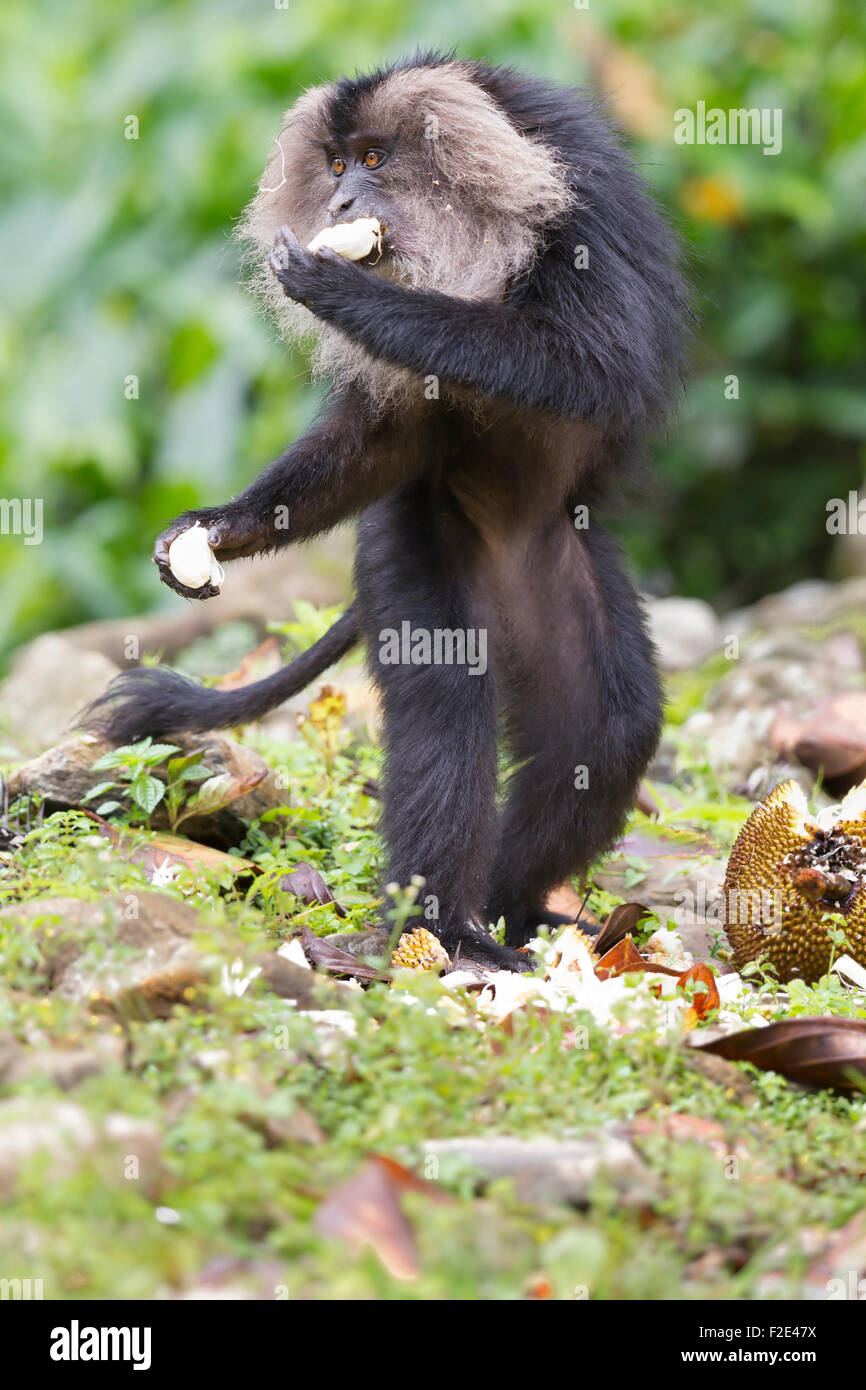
167, 522, 225, 591
307, 217, 382, 261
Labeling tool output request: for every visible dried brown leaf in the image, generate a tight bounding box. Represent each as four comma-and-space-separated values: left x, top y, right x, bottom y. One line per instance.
216, 637, 283, 691
314, 1155, 450, 1280
697, 1017, 866, 1091
84, 811, 255, 884
594, 930, 681, 981
592, 902, 651, 957
678, 962, 721, 1025
299, 926, 384, 981
280, 862, 346, 917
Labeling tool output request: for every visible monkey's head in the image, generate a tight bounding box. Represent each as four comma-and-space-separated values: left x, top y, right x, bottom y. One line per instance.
239, 53, 574, 403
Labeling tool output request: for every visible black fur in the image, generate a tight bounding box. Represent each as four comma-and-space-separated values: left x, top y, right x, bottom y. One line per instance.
85, 54, 686, 972
86, 603, 360, 744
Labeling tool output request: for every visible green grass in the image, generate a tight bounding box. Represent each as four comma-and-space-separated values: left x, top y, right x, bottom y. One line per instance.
1, 705, 865, 1300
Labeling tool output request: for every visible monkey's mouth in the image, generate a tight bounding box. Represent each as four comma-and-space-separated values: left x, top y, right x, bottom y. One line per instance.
337, 213, 393, 259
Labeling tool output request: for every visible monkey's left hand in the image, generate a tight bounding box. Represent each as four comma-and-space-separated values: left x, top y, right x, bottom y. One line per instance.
268, 225, 353, 310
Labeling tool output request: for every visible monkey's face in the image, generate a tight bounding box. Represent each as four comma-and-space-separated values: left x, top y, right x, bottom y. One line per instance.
319, 137, 401, 261
246, 108, 443, 286
238, 58, 573, 400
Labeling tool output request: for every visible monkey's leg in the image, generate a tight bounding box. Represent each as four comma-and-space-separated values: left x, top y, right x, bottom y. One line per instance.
486, 524, 662, 949
356, 491, 527, 972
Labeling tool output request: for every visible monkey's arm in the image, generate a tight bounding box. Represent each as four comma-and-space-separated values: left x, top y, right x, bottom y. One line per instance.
152, 389, 410, 599
270, 228, 635, 421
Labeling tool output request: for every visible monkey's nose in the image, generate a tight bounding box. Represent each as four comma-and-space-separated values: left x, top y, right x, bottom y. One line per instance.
328, 192, 356, 220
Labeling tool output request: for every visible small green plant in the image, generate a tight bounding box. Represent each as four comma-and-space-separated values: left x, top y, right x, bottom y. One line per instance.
82, 739, 213, 829
161, 752, 221, 831
270, 600, 347, 654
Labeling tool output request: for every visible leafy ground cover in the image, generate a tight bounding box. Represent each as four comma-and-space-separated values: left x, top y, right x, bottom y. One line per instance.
1, 641, 864, 1301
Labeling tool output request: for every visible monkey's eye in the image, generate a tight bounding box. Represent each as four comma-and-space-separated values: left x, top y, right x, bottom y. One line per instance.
363, 149, 385, 169
330, 156, 346, 176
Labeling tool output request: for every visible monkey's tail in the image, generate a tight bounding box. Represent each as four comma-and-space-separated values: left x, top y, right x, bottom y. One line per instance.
82, 602, 361, 745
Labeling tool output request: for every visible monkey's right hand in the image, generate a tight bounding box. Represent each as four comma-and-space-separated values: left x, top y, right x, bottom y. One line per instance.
153, 508, 266, 599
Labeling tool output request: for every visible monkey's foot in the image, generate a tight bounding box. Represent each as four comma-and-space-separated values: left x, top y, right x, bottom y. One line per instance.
492, 904, 600, 951
438, 922, 535, 974
524, 908, 599, 936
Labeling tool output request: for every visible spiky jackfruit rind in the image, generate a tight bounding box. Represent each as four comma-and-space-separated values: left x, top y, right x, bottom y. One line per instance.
723, 779, 866, 985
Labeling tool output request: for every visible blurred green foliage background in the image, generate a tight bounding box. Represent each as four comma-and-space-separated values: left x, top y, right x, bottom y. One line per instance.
0, 0, 864, 668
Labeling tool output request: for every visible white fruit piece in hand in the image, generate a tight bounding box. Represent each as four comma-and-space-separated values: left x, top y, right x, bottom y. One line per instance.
307, 218, 382, 261
167, 523, 225, 590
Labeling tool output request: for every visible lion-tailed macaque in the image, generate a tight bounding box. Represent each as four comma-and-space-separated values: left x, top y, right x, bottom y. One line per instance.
86, 52, 686, 971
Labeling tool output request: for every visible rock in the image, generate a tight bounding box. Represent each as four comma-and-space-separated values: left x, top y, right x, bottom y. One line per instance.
1, 533, 356, 752
422, 1132, 651, 1206
154, 730, 288, 832
2, 893, 213, 1018
644, 596, 722, 671
323, 927, 392, 960
770, 691, 866, 793
240, 1105, 326, 1148
0, 636, 120, 755
167, 1258, 287, 1300
727, 577, 866, 638
255, 952, 354, 1009
5, 732, 103, 806
0, 1032, 126, 1090
0, 1097, 159, 1195
0, 893, 353, 1016
7, 730, 290, 842
681, 706, 780, 796
645, 734, 680, 784
755, 1211, 866, 1300
824, 629, 865, 672
743, 631, 830, 665
595, 826, 725, 911
682, 1047, 760, 1106
678, 643, 862, 795
595, 827, 727, 960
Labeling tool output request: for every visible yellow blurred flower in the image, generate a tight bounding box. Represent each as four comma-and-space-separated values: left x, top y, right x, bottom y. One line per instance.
681, 176, 743, 225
